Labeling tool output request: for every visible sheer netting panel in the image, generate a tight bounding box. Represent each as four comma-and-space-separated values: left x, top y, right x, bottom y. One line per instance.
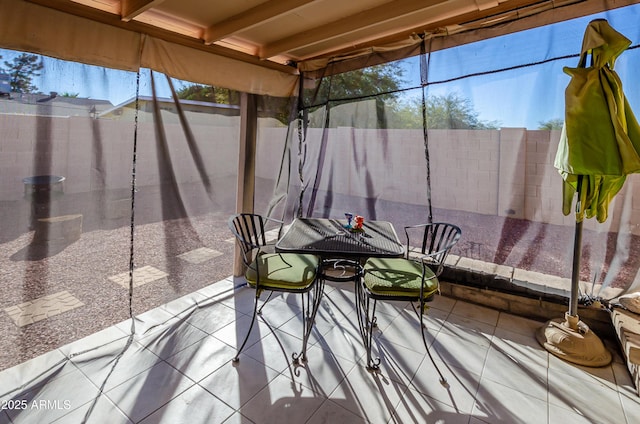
129, 71, 239, 317
255, 94, 297, 217
0, 52, 139, 371
273, 5, 640, 300
0, 54, 242, 372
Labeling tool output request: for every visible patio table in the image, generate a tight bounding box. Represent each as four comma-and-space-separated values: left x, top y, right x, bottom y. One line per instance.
275, 217, 404, 281
276, 217, 405, 366
276, 217, 404, 259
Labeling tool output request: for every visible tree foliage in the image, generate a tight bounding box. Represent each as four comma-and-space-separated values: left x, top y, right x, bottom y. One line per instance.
538, 118, 563, 130
173, 64, 496, 130
391, 93, 499, 130
308, 64, 404, 105
175, 84, 239, 105
2, 53, 43, 93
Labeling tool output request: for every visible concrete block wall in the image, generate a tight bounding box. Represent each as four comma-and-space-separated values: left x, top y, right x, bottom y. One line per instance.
430, 129, 500, 215
0, 115, 240, 201
3, 114, 640, 235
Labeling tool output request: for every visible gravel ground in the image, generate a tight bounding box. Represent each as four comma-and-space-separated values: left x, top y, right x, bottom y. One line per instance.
1, 201, 639, 372
0, 211, 235, 371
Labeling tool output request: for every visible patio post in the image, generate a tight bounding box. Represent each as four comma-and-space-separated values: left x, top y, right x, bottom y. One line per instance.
234, 92, 258, 276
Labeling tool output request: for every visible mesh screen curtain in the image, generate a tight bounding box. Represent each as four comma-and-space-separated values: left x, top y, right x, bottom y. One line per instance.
1, 1, 640, 381
0, 60, 289, 373
269, 7, 640, 305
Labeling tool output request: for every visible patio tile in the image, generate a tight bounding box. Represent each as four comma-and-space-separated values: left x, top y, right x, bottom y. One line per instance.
306, 398, 366, 424
165, 335, 236, 383
312, 316, 366, 363
243, 328, 309, 374
329, 363, 409, 424
376, 311, 436, 355
220, 411, 256, 423
410, 357, 482, 414
139, 384, 235, 424
3, 274, 640, 424
295, 344, 357, 397
391, 386, 471, 424
114, 306, 175, 337
277, 297, 352, 345
427, 294, 457, 314
177, 301, 239, 335
4, 290, 83, 327
548, 353, 617, 388
5, 368, 101, 424
482, 329, 548, 401
159, 290, 209, 317
496, 311, 546, 337
438, 311, 495, 348
108, 265, 168, 289
104, 361, 195, 423
212, 314, 263, 353
431, 331, 490, 376
472, 377, 549, 424
219, 285, 257, 314
193, 278, 235, 302
547, 367, 626, 424
240, 373, 325, 424
199, 353, 280, 410
450, 301, 499, 327
135, 320, 208, 360
58, 323, 130, 355
70, 336, 163, 392
0, 349, 72, 401
370, 341, 428, 386
51, 394, 133, 424
619, 391, 640, 423
176, 247, 223, 264
548, 403, 599, 424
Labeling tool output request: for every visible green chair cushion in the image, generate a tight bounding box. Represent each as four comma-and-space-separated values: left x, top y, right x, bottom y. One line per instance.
363, 257, 438, 298
246, 253, 319, 290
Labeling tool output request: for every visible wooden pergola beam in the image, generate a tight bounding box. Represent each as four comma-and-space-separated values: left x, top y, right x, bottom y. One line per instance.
204, 0, 315, 44
121, 0, 165, 22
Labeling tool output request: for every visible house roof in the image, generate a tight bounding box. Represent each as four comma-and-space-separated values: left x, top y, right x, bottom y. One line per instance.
0, 92, 113, 117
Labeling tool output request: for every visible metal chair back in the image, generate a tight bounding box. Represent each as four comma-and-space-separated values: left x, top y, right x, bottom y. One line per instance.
405, 222, 461, 277
228, 213, 279, 267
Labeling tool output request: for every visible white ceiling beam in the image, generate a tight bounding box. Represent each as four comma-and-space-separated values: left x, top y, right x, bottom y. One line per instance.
204, 0, 316, 44
121, 0, 165, 22
259, 0, 451, 59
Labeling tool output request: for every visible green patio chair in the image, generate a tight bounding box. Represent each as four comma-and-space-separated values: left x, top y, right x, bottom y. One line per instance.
358, 222, 461, 384
228, 213, 323, 364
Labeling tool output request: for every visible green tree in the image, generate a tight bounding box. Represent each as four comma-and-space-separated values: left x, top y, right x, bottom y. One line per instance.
394, 93, 500, 130
538, 118, 563, 130
2, 53, 43, 93
308, 64, 404, 105
175, 84, 239, 105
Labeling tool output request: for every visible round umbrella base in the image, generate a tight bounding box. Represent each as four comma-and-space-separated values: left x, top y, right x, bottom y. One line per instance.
536, 313, 611, 367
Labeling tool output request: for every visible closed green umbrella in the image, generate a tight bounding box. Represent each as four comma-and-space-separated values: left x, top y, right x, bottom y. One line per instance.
537, 19, 640, 366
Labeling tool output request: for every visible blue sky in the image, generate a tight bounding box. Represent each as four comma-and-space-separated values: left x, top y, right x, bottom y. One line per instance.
1, 4, 639, 129
399, 4, 640, 129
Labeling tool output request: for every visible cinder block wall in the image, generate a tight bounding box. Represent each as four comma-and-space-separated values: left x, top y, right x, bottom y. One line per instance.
2, 116, 640, 235
258, 126, 640, 235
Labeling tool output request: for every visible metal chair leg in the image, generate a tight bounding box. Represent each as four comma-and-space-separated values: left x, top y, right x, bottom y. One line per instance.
292, 277, 325, 364
232, 292, 260, 362
257, 290, 275, 315
356, 279, 380, 371
419, 301, 448, 386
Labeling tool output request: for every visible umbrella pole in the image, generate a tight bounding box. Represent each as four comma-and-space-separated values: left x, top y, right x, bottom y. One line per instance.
535, 176, 611, 367
568, 218, 582, 320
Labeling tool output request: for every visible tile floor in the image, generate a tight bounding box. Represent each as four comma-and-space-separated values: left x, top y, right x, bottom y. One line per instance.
1, 276, 639, 424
